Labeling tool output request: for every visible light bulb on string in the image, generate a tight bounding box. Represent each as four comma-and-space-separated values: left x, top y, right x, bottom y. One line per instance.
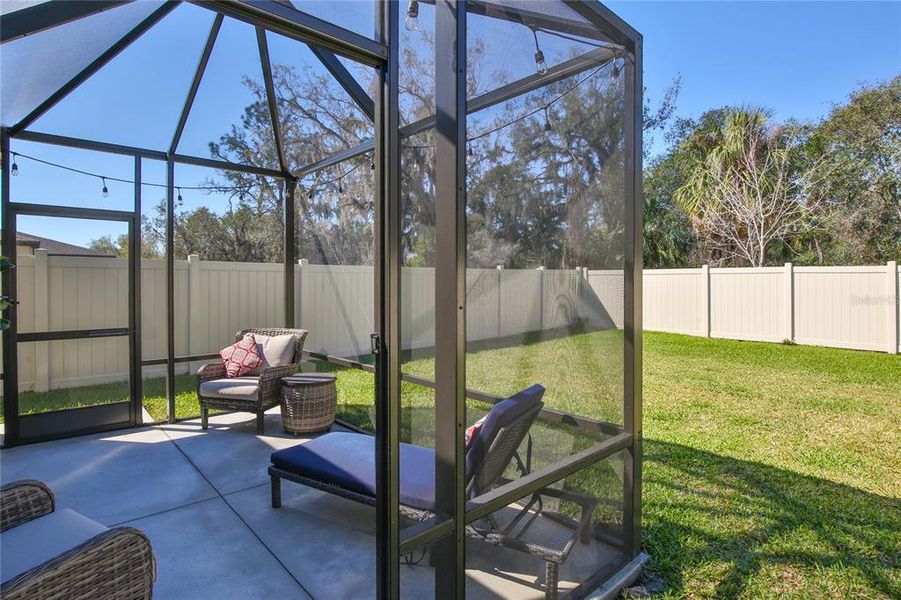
405, 0, 419, 32
543, 107, 553, 132
531, 28, 547, 75
610, 57, 622, 82
101, 177, 109, 198
177, 187, 183, 203
10, 153, 19, 176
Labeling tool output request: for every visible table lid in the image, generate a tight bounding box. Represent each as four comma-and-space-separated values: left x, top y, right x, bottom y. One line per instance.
282, 373, 337, 384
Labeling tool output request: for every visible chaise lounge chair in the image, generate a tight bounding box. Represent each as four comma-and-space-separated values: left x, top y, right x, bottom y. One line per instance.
268, 384, 601, 599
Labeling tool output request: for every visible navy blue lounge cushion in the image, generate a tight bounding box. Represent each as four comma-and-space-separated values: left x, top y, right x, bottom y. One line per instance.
271, 384, 545, 511
271, 432, 436, 510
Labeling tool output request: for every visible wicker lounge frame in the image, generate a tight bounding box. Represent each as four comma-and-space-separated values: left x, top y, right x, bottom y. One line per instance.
197, 327, 308, 435
0, 480, 156, 600
269, 393, 599, 600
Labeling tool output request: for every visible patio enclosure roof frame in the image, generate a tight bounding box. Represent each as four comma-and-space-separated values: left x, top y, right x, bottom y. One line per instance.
0, 1, 643, 598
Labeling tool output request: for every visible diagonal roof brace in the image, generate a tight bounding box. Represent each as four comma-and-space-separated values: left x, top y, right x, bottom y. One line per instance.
9, 1, 180, 137
294, 45, 616, 178
307, 44, 375, 122
257, 26, 288, 174
169, 13, 223, 156
0, 0, 132, 44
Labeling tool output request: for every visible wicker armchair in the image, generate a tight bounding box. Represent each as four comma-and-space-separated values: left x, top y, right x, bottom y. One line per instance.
198, 327, 308, 435
0, 480, 156, 600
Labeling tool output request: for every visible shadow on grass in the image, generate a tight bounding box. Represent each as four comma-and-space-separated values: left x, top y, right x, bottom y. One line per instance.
642, 439, 900, 598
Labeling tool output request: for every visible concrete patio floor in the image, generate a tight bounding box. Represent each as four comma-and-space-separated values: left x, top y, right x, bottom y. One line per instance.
0, 409, 624, 599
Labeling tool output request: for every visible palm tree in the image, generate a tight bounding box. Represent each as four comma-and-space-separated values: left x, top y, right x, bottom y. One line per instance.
672, 106, 819, 267
673, 106, 772, 218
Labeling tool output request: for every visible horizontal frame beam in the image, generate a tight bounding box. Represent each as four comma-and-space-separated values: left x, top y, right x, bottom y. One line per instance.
18, 328, 130, 343
191, 0, 386, 67
8, 201, 136, 222
401, 431, 632, 555
12, 130, 286, 178
467, 431, 631, 522
294, 46, 615, 177
299, 349, 623, 437
418, 0, 611, 43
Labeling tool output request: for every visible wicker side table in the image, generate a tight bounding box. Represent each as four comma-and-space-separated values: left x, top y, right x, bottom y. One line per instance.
280, 373, 337, 434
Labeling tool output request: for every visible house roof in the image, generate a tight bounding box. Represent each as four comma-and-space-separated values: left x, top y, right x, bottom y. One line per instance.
13, 232, 111, 257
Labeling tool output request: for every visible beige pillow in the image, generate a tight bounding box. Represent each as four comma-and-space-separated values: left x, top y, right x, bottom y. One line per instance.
253, 334, 296, 369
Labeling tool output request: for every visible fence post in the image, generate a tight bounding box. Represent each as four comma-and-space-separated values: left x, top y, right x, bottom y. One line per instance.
297, 259, 307, 328
187, 254, 202, 370
784, 262, 794, 343
701, 264, 710, 337
34, 249, 49, 392
537, 266, 545, 331
888, 260, 898, 355
496, 265, 503, 338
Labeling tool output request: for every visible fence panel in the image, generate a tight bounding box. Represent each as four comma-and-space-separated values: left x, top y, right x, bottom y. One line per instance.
640, 268, 704, 336
793, 266, 890, 352
709, 267, 785, 342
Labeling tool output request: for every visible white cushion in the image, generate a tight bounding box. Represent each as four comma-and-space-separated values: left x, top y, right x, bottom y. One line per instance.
199, 377, 259, 401
1, 508, 108, 583
253, 334, 295, 368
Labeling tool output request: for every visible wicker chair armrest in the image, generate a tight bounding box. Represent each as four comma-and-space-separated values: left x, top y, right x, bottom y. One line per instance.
257, 364, 298, 402
0, 526, 156, 600
197, 362, 227, 382
1, 480, 55, 532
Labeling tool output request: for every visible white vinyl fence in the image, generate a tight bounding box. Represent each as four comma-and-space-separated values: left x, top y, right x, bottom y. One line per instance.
636, 262, 900, 354
6, 252, 898, 393
9, 251, 617, 393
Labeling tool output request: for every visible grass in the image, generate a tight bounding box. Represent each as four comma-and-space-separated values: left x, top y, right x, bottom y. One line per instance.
5, 330, 899, 598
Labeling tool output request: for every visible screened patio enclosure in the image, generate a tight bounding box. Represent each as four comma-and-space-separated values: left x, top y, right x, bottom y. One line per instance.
0, 1, 644, 598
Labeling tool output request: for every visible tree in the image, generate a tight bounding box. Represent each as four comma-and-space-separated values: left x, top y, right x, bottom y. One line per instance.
673, 107, 827, 267
801, 77, 901, 265
89, 234, 129, 258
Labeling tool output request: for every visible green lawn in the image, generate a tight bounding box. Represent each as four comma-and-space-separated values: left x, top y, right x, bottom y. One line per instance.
5, 331, 899, 598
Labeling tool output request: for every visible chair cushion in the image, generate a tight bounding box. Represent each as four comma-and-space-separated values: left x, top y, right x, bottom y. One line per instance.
1, 508, 108, 584
465, 384, 545, 483
199, 377, 259, 402
220, 333, 263, 377
254, 334, 296, 368
271, 432, 436, 511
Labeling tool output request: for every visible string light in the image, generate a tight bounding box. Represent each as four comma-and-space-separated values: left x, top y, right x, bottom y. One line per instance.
610, 57, 622, 81
101, 177, 109, 198
543, 107, 553, 132
177, 187, 183, 202
10, 153, 19, 176
531, 28, 547, 75
405, 0, 419, 32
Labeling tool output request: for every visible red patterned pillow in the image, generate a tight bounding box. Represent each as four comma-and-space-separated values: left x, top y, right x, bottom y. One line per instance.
465, 415, 488, 449
220, 333, 263, 377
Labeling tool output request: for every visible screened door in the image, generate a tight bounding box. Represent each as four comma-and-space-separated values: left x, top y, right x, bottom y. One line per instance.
3, 205, 141, 444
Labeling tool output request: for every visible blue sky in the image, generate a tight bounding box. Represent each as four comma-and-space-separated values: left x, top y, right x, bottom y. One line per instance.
607, 0, 901, 154
4, 0, 900, 246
